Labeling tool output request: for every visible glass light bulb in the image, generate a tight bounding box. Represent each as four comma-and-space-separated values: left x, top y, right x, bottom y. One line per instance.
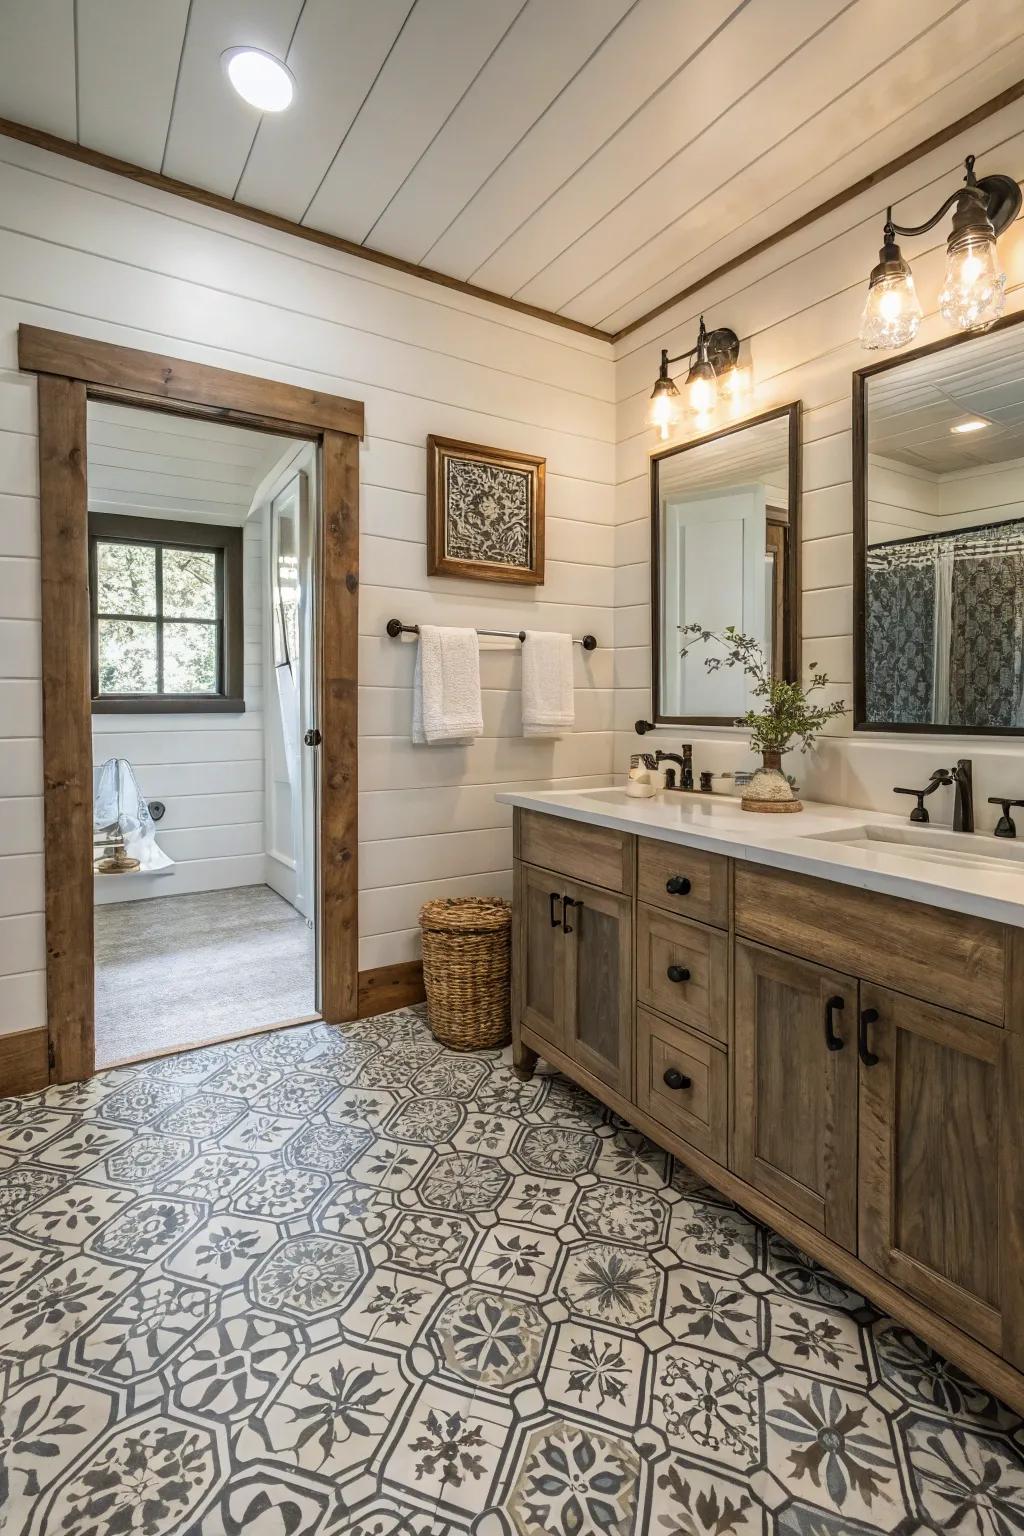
939, 231, 1006, 332
647, 384, 679, 441
859, 270, 922, 351
686, 372, 716, 416
721, 363, 751, 416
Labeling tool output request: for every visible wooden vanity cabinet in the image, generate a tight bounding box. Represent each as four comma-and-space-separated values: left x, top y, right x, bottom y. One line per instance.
511, 808, 1024, 1410
512, 818, 632, 1098
733, 940, 859, 1253
858, 984, 1011, 1356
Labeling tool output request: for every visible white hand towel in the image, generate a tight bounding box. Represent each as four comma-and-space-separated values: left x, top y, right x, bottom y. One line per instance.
522, 630, 574, 737
411, 625, 483, 745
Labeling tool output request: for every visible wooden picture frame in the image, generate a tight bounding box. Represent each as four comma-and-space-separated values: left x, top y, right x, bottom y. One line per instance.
427, 434, 545, 585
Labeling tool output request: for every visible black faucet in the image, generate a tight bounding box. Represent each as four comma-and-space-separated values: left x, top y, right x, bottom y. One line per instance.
894, 759, 973, 831
655, 751, 684, 790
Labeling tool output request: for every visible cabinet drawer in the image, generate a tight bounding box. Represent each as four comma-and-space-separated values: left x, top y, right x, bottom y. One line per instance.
637, 837, 729, 928
636, 1007, 727, 1164
734, 862, 1008, 1026
636, 904, 728, 1043
518, 810, 632, 894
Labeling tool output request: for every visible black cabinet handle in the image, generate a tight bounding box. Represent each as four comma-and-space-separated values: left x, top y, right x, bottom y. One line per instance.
666, 875, 691, 896
548, 892, 562, 929
666, 964, 691, 984
663, 1068, 692, 1090
562, 896, 582, 934
824, 995, 845, 1051
858, 1007, 880, 1066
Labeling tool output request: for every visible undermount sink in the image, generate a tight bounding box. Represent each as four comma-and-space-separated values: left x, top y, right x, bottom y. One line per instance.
804, 822, 1024, 876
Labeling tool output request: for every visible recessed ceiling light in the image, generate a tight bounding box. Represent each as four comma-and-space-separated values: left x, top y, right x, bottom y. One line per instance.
222, 47, 294, 112
950, 418, 990, 434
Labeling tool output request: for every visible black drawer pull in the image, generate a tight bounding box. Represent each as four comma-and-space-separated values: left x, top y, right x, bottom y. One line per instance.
663, 1068, 692, 1090
858, 1007, 880, 1067
666, 964, 691, 984
548, 892, 562, 928
666, 875, 691, 896
562, 896, 582, 934
824, 995, 845, 1051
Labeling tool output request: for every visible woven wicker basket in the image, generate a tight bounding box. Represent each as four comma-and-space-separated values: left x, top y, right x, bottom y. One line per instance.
419, 896, 512, 1051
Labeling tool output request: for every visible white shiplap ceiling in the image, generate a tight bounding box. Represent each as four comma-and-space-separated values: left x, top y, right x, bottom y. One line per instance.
2, 0, 1024, 335
87, 401, 296, 526
868, 324, 1024, 473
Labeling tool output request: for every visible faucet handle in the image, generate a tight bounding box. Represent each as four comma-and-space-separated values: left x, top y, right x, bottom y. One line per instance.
987, 797, 1024, 839
893, 786, 930, 823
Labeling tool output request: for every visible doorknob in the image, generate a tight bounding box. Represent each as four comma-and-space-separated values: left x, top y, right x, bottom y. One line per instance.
858, 1007, 880, 1066
663, 1067, 692, 1090
303, 728, 322, 747
666, 964, 691, 983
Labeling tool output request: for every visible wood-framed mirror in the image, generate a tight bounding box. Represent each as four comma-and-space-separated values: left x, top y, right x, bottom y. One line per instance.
853, 309, 1024, 735
650, 403, 801, 725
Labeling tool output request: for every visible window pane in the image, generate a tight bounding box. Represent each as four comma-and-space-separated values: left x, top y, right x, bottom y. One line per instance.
163, 547, 218, 619
164, 622, 218, 694
97, 619, 158, 694
96, 541, 156, 615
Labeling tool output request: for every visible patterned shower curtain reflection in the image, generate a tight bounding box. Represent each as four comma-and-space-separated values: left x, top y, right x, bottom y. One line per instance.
865, 544, 937, 723
867, 522, 1024, 728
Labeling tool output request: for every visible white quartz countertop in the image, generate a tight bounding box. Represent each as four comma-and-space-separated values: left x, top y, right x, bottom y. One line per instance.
496, 784, 1024, 929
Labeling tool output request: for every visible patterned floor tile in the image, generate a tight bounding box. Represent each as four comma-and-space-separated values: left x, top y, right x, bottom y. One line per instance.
0, 1004, 1020, 1535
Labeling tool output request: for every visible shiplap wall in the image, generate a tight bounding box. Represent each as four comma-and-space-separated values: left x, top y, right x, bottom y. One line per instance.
0, 133, 616, 1039
92, 515, 265, 906
613, 96, 1024, 826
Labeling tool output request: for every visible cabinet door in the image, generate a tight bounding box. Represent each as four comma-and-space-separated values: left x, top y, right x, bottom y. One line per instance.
733, 939, 858, 1250
563, 876, 632, 1097
514, 862, 566, 1051
858, 984, 1009, 1354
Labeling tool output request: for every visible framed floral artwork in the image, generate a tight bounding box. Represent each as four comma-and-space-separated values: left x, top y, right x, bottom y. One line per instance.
427, 435, 545, 585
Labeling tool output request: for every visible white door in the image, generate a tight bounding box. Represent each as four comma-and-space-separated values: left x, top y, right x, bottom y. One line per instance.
660, 485, 767, 717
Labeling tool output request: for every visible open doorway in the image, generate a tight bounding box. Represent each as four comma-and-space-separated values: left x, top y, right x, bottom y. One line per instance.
88, 403, 318, 1066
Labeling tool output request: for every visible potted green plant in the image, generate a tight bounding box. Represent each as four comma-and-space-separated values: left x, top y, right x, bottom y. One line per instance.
680, 624, 847, 811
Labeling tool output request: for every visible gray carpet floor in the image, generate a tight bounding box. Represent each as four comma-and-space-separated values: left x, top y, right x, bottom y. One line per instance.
94, 884, 316, 1067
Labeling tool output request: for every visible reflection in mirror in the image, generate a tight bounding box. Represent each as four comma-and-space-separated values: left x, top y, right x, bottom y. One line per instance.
858, 318, 1024, 733
652, 405, 800, 722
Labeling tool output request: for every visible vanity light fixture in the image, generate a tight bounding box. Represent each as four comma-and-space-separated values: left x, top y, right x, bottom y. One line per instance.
859, 154, 1021, 352
646, 316, 744, 439
222, 47, 295, 112
950, 418, 990, 434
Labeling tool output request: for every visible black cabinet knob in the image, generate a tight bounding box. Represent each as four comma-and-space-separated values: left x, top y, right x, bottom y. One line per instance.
662, 1068, 692, 1091
666, 875, 691, 896
666, 964, 690, 984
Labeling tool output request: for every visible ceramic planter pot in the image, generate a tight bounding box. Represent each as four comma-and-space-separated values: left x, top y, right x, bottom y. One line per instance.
741, 749, 803, 813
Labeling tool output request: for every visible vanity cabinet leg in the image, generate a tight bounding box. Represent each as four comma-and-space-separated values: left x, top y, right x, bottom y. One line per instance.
512, 1037, 539, 1080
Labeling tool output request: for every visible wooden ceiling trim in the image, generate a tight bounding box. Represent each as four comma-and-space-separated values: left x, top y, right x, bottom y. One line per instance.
0, 116, 612, 344
611, 80, 1024, 345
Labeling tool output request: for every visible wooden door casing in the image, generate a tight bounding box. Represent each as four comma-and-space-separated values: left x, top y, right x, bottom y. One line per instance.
563, 875, 632, 1098
858, 983, 1007, 1353
733, 939, 859, 1251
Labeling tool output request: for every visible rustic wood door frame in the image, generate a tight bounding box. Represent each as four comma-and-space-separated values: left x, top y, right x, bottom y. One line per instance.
19, 325, 363, 1083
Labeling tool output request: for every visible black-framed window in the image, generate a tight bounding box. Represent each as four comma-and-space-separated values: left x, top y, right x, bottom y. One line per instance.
88, 513, 245, 714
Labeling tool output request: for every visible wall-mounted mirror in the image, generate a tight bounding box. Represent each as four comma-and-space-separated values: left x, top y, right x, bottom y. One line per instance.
855, 313, 1024, 734
651, 404, 801, 723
